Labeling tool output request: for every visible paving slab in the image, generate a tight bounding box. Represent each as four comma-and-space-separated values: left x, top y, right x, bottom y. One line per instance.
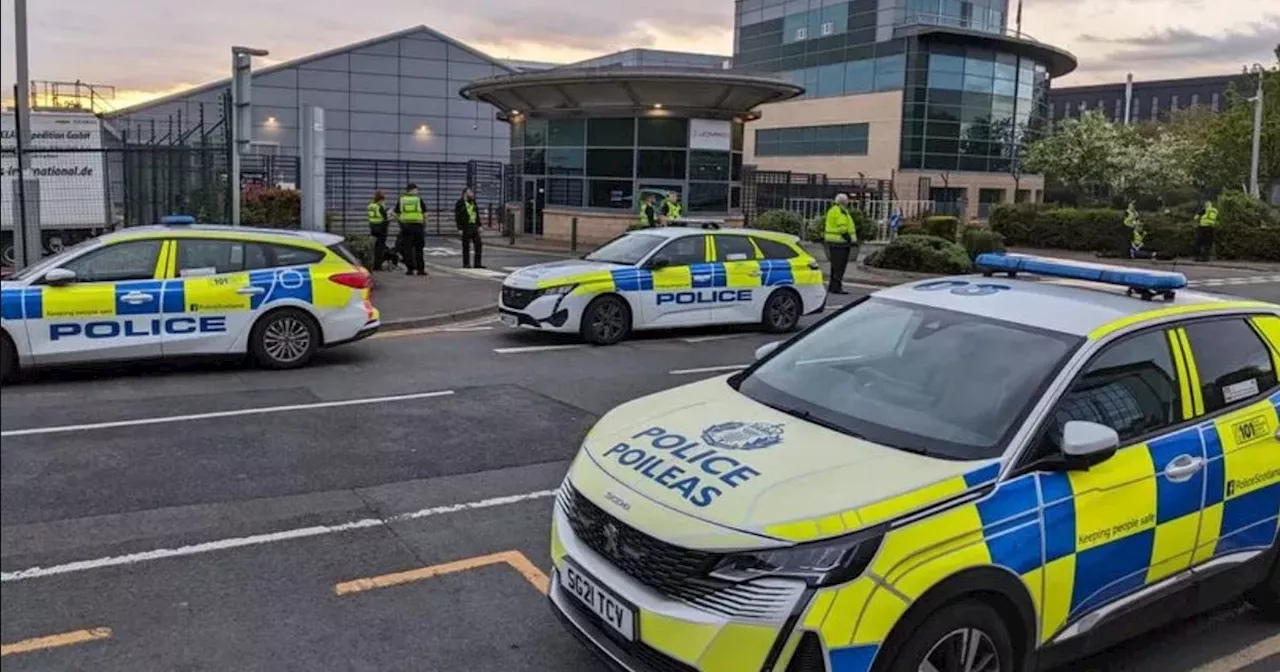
370, 271, 497, 330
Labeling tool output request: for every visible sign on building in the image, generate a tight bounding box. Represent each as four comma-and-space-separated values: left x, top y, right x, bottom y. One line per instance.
689, 119, 732, 151
1, 111, 108, 229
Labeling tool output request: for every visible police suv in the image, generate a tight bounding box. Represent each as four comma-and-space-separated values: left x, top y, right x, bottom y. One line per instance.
0, 220, 380, 381
499, 228, 827, 344
548, 255, 1280, 672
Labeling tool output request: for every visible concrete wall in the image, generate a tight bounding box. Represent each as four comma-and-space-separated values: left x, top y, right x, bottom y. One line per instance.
108, 30, 510, 164
744, 90, 904, 177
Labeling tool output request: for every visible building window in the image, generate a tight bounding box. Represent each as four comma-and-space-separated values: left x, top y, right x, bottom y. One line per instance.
687, 182, 729, 213
636, 149, 687, 180
689, 151, 730, 181
546, 148, 585, 176
637, 118, 688, 148
586, 149, 634, 178
821, 21, 834, 36
795, 26, 807, 40
754, 123, 869, 157
588, 180, 634, 209
1150, 96, 1159, 120
1171, 95, 1179, 112
547, 119, 585, 147
1191, 93, 1200, 107
546, 178, 584, 207
587, 118, 635, 146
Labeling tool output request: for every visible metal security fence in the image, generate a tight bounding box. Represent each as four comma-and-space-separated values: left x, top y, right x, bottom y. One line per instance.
324, 159, 508, 236
742, 167, 894, 226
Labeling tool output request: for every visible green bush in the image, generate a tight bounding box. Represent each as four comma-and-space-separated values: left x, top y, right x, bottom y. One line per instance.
961, 226, 1006, 259
343, 234, 377, 268
989, 197, 1280, 261
923, 215, 961, 241
866, 234, 972, 274
752, 210, 806, 237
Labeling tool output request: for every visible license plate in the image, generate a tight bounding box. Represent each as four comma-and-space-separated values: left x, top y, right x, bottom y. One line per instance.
562, 561, 635, 640
500, 313, 518, 327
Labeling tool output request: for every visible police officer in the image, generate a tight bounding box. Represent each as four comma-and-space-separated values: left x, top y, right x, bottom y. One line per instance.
639, 193, 658, 228
366, 190, 390, 270
823, 194, 856, 294
455, 186, 484, 269
659, 191, 682, 226
1195, 199, 1218, 262
1124, 201, 1146, 259
393, 182, 428, 276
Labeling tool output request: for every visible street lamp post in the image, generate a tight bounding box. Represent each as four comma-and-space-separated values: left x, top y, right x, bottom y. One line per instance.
12, 0, 40, 268
230, 46, 269, 226
1246, 63, 1264, 199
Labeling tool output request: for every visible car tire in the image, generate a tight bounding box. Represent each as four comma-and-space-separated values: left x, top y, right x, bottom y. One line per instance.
1246, 551, 1280, 621
580, 295, 631, 346
761, 288, 802, 334
249, 308, 321, 369
0, 331, 16, 384
880, 600, 1017, 672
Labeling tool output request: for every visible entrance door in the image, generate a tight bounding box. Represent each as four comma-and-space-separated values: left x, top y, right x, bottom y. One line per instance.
523, 178, 545, 235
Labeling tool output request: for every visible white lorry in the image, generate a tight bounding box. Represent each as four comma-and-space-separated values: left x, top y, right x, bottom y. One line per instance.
1, 110, 111, 267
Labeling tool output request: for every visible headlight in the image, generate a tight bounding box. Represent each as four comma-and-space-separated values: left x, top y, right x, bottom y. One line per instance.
538, 284, 576, 297
709, 529, 883, 587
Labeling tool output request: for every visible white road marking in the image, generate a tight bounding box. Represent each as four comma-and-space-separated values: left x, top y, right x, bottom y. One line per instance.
441, 326, 493, 332
0, 490, 557, 582
454, 268, 508, 279
668, 364, 748, 375
1187, 274, 1280, 287
493, 344, 586, 354
502, 266, 525, 272
0, 390, 456, 438
682, 334, 749, 343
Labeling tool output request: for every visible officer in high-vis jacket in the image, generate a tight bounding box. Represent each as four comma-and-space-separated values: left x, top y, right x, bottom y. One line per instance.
366, 190, 390, 270
393, 182, 428, 276
823, 193, 856, 295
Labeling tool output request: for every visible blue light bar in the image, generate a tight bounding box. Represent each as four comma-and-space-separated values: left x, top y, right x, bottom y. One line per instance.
974, 253, 1187, 291
161, 215, 196, 225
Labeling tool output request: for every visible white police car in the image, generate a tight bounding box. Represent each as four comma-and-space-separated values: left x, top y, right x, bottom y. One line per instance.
499, 228, 827, 344
0, 221, 380, 382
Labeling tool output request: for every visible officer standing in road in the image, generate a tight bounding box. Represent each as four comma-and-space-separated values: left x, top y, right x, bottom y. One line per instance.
823, 193, 856, 295
1195, 199, 1218, 262
659, 191, 682, 226
639, 193, 659, 228
1124, 201, 1146, 259
366, 190, 390, 271
393, 183, 428, 276
455, 186, 484, 269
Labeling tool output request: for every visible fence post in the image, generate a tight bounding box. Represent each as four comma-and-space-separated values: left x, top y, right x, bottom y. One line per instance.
571, 217, 578, 253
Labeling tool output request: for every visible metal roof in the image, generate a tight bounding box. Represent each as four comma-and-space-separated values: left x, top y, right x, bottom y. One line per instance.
874, 276, 1269, 337
459, 67, 803, 120
105, 25, 517, 118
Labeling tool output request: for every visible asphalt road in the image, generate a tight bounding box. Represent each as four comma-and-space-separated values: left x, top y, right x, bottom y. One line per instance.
2, 282, 1279, 672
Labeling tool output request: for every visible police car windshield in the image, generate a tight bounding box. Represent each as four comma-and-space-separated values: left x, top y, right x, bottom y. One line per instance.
583, 233, 666, 266
7, 238, 100, 281
736, 297, 1080, 460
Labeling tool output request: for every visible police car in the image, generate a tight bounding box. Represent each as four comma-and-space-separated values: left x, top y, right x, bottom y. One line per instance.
548, 254, 1280, 672
499, 228, 827, 345
0, 219, 380, 382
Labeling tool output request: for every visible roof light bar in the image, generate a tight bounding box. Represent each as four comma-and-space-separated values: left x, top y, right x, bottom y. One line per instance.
975, 253, 1187, 299
161, 215, 196, 225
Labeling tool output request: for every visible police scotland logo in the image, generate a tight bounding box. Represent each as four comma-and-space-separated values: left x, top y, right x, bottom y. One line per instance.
701, 422, 785, 451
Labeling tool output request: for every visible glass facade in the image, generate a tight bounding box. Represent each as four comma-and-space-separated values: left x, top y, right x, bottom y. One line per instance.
755, 123, 870, 156
899, 42, 1049, 172
511, 116, 746, 213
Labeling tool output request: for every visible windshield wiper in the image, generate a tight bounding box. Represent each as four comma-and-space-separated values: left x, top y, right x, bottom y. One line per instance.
776, 406, 867, 441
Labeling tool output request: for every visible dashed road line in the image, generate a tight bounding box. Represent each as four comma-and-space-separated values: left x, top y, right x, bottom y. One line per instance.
493, 344, 586, 354
0, 490, 557, 583
1, 627, 112, 657
0, 390, 456, 438
682, 333, 750, 343
335, 550, 549, 596
669, 363, 748, 375
1187, 274, 1280, 287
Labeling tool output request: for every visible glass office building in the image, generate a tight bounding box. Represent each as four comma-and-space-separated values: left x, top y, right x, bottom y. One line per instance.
735, 0, 1075, 216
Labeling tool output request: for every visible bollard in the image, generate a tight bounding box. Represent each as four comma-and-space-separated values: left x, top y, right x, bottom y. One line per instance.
508, 210, 516, 245
571, 217, 578, 253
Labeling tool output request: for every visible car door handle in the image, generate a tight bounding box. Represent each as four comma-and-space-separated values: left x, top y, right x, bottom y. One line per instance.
746, 270, 763, 277
120, 292, 154, 304
236, 286, 264, 296
1164, 454, 1205, 483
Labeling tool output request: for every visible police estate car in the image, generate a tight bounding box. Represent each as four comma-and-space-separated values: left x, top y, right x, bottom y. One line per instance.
548, 255, 1280, 672
0, 220, 379, 382
499, 227, 827, 345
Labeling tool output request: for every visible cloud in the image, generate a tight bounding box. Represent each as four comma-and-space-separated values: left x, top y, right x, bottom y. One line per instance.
1078, 14, 1279, 65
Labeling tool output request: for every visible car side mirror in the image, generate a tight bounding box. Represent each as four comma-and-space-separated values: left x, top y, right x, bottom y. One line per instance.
44, 268, 77, 286
755, 341, 781, 360
647, 258, 670, 270
1060, 420, 1120, 470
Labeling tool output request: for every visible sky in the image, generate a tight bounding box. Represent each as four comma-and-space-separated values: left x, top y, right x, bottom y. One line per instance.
0, 0, 1276, 110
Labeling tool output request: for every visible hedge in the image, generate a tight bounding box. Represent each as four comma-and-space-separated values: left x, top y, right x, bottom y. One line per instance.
989, 192, 1280, 261
866, 234, 972, 274
960, 225, 1006, 259
241, 186, 301, 228
754, 208, 875, 243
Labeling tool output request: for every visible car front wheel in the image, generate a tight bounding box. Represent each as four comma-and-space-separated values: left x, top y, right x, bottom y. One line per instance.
250, 309, 320, 369
580, 295, 631, 346
881, 600, 1015, 672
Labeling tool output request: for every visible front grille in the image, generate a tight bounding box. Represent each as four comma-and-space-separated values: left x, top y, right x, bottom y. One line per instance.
558, 484, 805, 621
785, 632, 828, 672
502, 286, 539, 309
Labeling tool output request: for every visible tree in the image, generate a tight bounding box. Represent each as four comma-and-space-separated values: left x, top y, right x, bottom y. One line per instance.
1113, 128, 1198, 202
1024, 110, 1131, 202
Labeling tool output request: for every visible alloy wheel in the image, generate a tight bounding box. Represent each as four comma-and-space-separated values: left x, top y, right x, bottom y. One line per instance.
262, 316, 312, 363
592, 302, 625, 341
919, 628, 1001, 672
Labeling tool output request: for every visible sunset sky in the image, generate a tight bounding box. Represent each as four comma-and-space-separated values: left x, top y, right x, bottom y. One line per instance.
0, 0, 1276, 111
